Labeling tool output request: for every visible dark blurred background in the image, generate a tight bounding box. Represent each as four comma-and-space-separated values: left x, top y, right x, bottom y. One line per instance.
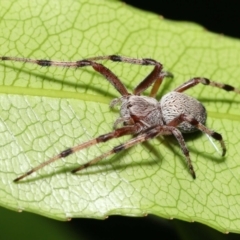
1, 1, 240, 240
125, 0, 240, 38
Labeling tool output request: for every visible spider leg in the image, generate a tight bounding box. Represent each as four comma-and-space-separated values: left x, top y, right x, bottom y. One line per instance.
13, 125, 138, 182
72, 125, 196, 179
0, 56, 130, 96
174, 77, 240, 94
150, 71, 174, 98
81, 55, 164, 95
167, 113, 226, 156
1, 55, 173, 96
83, 55, 174, 95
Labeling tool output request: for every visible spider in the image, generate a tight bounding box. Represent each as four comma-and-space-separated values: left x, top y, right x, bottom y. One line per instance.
1, 55, 240, 182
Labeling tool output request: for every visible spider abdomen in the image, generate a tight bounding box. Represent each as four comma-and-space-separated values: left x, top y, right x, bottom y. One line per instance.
160, 92, 207, 133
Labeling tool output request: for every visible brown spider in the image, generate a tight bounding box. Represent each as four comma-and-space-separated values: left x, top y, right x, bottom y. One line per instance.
1, 55, 240, 181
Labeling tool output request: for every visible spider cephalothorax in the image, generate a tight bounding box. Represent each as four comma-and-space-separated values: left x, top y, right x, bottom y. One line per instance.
0, 55, 239, 181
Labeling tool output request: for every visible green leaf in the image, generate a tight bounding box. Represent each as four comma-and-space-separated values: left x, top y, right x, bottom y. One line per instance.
0, 0, 240, 234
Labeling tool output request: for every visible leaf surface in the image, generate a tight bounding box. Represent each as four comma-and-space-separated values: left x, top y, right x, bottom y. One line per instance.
0, 0, 240, 233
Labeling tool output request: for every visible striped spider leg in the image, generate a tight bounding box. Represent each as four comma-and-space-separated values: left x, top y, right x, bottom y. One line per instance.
0, 55, 239, 181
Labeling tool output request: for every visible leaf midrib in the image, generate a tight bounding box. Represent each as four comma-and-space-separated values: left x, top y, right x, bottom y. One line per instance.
0, 85, 111, 104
